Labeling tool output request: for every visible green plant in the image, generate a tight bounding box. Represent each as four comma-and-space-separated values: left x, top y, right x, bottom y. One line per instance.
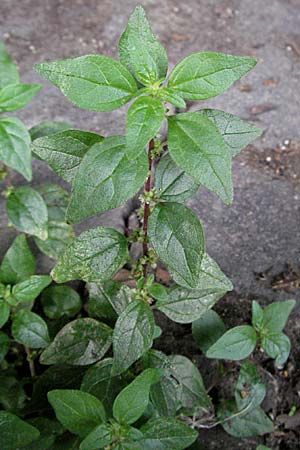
0, 6, 295, 450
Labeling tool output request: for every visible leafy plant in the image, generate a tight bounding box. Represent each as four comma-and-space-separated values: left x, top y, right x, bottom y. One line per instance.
0, 6, 295, 450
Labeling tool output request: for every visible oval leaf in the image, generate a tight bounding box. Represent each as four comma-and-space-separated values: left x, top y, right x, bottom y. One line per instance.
79, 424, 112, 450
12, 310, 50, 348
31, 130, 103, 183
112, 300, 154, 374
67, 136, 148, 223
35, 55, 138, 111
41, 285, 82, 319
51, 227, 128, 283
12, 275, 52, 303
0, 234, 35, 285
192, 309, 226, 353
261, 332, 291, 368
48, 389, 105, 437
40, 318, 112, 365
113, 368, 162, 425
6, 186, 48, 240
206, 325, 257, 360
0, 411, 40, 450
0, 83, 41, 112
0, 301, 10, 329
126, 96, 164, 160
168, 52, 256, 100
0, 117, 31, 180
148, 202, 205, 288
168, 112, 233, 204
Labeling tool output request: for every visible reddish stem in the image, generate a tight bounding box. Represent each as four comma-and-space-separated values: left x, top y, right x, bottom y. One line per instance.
142, 139, 155, 277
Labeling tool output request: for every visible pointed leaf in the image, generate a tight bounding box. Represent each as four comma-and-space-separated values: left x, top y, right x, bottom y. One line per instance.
29, 121, 72, 140
206, 325, 257, 360
140, 418, 198, 450
118, 5, 168, 85
193, 253, 233, 291
12, 275, 52, 303
235, 361, 266, 412
169, 355, 212, 412
168, 52, 256, 100
0, 234, 35, 284
40, 318, 112, 365
48, 389, 106, 437
0, 301, 10, 329
126, 96, 164, 160
156, 286, 225, 323
67, 136, 148, 223
41, 285, 82, 319
32, 130, 103, 183
113, 300, 154, 373
148, 202, 205, 288
251, 300, 264, 331
6, 186, 48, 240
51, 227, 128, 283
35, 55, 138, 111
261, 300, 296, 333
113, 368, 162, 424
197, 109, 262, 156
0, 411, 40, 450
0, 83, 41, 112
79, 424, 112, 450
0, 42, 19, 88
158, 87, 186, 108
88, 280, 131, 318
12, 310, 50, 348
168, 112, 233, 204
155, 153, 199, 203
261, 332, 291, 367
0, 117, 31, 180
192, 309, 226, 353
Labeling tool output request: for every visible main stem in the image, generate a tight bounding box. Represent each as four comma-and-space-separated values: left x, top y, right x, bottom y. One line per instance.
142, 138, 155, 278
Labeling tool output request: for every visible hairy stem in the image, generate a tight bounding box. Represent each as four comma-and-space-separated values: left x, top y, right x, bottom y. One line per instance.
142, 138, 155, 278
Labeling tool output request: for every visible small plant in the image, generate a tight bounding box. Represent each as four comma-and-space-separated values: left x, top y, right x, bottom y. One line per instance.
0, 6, 296, 450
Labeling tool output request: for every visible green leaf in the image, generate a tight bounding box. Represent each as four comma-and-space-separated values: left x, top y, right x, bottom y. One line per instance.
19, 418, 63, 450
48, 389, 106, 437
155, 153, 199, 203
193, 253, 233, 291
251, 300, 264, 331
37, 183, 70, 221
0, 331, 10, 362
168, 112, 233, 204
40, 318, 112, 365
12, 275, 52, 303
168, 52, 256, 100
197, 109, 262, 156
0, 42, 19, 88
113, 368, 162, 425
32, 130, 103, 183
0, 300, 10, 328
41, 285, 82, 319
12, 310, 50, 348
261, 300, 296, 333
0, 83, 41, 112
148, 202, 205, 288
6, 186, 48, 240
113, 300, 154, 374
219, 403, 273, 438
0, 234, 35, 284
126, 96, 164, 160
143, 349, 179, 417
168, 355, 212, 412
140, 418, 198, 450
51, 227, 128, 283
88, 280, 131, 317
116, 426, 143, 449
156, 286, 225, 323
79, 423, 112, 450
67, 136, 148, 223
87, 282, 118, 321
29, 121, 72, 140
206, 325, 257, 360
256, 446, 272, 450
261, 332, 291, 368
158, 87, 186, 109
192, 309, 226, 353
0, 375, 26, 412
235, 361, 266, 412
0, 116, 31, 180
148, 283, 168, 302
35, 55, 137, 111
118, 5, 168, 85
0, 411, 40, 450
81, 358, 127, 417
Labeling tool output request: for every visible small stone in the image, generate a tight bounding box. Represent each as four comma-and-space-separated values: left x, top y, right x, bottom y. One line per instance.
266, 156, 272, 162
